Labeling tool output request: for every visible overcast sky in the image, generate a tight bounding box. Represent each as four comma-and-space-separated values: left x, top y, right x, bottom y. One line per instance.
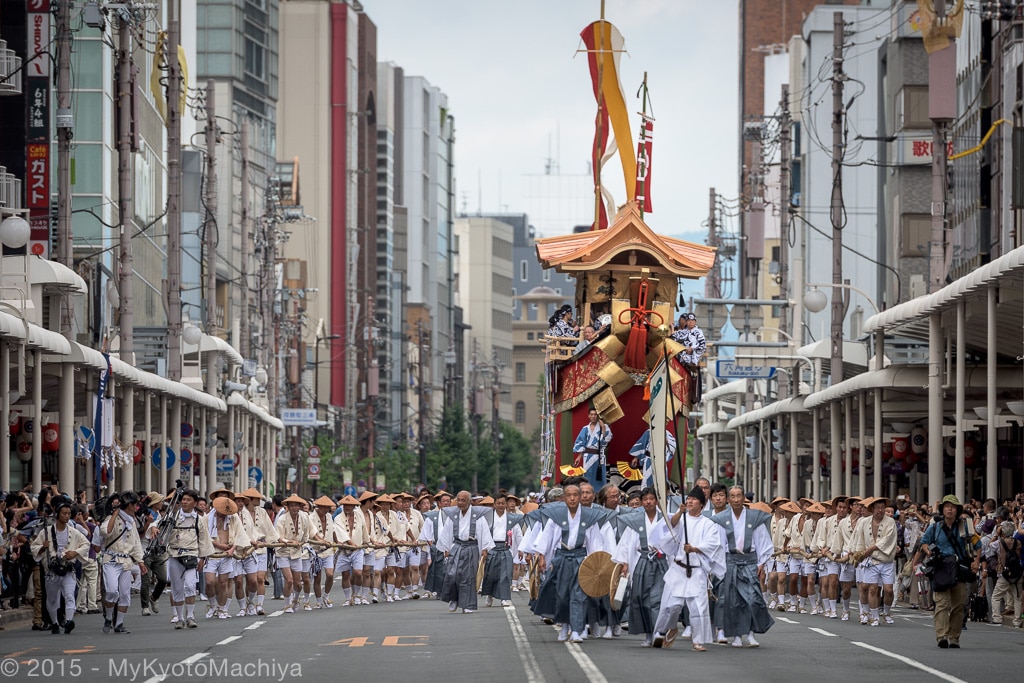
366, 0, 738, 246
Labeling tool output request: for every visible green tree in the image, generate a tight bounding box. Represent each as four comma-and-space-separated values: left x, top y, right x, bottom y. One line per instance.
425, 403, 477, 492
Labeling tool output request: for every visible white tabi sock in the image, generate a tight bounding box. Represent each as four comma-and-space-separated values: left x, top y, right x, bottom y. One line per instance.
185, 603, 195, 619
247, 592, 256, 606
256, 595, 265, 607
870, 608, 879, 620
174, 605, 184, 620
324, 589, 332, 599
843, 599, 850, 611
343, 587, 352, 601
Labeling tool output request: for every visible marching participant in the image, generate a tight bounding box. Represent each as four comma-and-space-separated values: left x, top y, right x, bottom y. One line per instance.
765, 497, 789, 609
360, 492, 388, 604
377, 494, 405, 602
798, 502, 826, 615
650, 487, 726, 652
205, 494, 250, 619
610, 487, 668, 647
32, 500, 89, 634
812, 497, 843, 618
783, 499, 810, 613
420, 492, 449, 598
274, 494, 313, 614
833, 496, 862, 621
236, 488, 278, 616
710, 486, 774, 648
310, 495, 343, 608
165, 489, 214, 629
852, 497, 898, 626
480, 493, 523, 608
405, 493, 427, 598
530, 483, 613, 642
437, 491, 494, 614
333, 495, 366, 605
99, 490, 146, 634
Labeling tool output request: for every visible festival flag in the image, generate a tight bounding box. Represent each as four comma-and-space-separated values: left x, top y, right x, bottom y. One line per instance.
581, 20, 636, 229
635, 115, 653, 213
648, 356, 671, 506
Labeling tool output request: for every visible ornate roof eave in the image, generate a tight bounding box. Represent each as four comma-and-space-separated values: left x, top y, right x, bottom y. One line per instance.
535, 203, 716, 279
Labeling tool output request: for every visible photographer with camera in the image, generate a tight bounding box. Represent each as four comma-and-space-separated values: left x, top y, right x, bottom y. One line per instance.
30, 500, 88, 634
99, 491, 146, 634
917, 495, 981, 649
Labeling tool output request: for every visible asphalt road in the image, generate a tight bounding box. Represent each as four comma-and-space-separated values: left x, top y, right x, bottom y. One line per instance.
0, 594, 1020, 683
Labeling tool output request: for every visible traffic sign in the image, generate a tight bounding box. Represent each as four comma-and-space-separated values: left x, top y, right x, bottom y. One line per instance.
281, 408, 318, 427
308, 445, 321, 459
715, 360, 776, 379
307, 462, 321, 480
249, 466, 263, 488
216, 458, 234, 474
344, 485, 357, 497
152, 446, 176, 471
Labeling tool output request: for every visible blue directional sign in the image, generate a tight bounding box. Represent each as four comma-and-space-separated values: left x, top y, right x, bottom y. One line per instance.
248, 466, 263, 486
715, 360, 776, 380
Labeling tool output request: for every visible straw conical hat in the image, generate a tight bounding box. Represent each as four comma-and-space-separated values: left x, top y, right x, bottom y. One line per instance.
578, 551, 614, 598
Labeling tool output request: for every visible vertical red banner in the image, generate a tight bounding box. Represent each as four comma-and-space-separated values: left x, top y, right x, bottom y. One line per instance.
635, 117, 653, 213
26, 0, 51, 257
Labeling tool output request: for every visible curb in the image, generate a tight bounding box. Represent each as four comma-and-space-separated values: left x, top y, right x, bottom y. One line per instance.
0, 607, 35, 631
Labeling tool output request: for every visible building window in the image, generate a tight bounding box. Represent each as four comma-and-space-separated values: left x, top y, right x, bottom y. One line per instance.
896, 86, 929, 130
520, 260, 528, 281
244, 21, 266, 81
515, 362, 526, 382
901, 214, 930, 256
515, 401, 526, 424
527, 332, 534, 340
542, 269, 551, 282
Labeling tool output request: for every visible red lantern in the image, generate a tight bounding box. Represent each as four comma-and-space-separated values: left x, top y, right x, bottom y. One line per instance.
133, 440, 144, 464
881, 442, 893, 457
892, 437, 909, 460
724, 461, 736, 478
41, 423, 59, 452
964, 439, 979, 467
8, 411, 21, 436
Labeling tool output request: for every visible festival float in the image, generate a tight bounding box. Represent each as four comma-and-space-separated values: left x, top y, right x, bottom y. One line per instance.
535, 14, 716, 496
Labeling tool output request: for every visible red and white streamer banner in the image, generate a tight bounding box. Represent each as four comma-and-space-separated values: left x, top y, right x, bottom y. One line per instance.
635, 116, 653, 213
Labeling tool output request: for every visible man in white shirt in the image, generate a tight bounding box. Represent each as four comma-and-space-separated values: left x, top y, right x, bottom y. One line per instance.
437, 491, 494, 613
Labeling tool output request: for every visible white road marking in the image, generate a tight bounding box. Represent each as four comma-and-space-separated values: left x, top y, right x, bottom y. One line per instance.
564, 640, 609, 683
244, 620, 266, 631
851, 641, 969, 683
141, 653, 208, 683
268, 610, 285, 617
808, 627, 837, 637
503, 605, 546, 683
777, 616, 800, 624
216, 635, 243, 645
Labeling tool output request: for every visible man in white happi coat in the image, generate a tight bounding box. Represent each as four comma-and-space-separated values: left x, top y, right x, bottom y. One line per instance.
32, 500, 90, 634
99, 491, 147, 634
165, 489, 214, 628
235, 488, 278, 616
275, 494, 313, 613
649, 486, 725, 651
332, 495, 367, 605
852, 496, 898, 626
205, 496, 250, 619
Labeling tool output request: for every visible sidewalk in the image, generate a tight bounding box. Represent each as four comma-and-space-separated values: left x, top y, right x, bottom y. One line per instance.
0, 606, 34, 631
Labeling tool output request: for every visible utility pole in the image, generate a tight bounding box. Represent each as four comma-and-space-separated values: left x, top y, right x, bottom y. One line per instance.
366, 295, 377, 488
491, 351, 501, 493
829, 11, 846, 497
417, 320, 427, 487
239, 121, 250, 359
55, 0, 73, 337
778, 83, 792, 399
204, 79, 218, 337
705, 188, 719, 298
929, 0, 952, 292
116, 11, 134, 362
166, 1, 183, 380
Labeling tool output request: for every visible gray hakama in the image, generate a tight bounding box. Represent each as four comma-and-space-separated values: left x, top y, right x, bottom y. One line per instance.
532, 547, 588, 632
480, 542, 513, 600
628, 551, 668, 635
439, 539, 480, 610
424, 547, 446, 594
718, 551, 774, 636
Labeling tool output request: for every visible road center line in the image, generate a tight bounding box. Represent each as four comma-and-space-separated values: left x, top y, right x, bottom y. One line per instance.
776, 616, 800, 624
503, 606, 546, 683
244, 621, 266, 631
851, 642, 968, 683
564, 640, 609, 683
268, 610, 285, 617
216, 635, 243, 646
141, 652, 208, 683
808, 627, 837, 637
